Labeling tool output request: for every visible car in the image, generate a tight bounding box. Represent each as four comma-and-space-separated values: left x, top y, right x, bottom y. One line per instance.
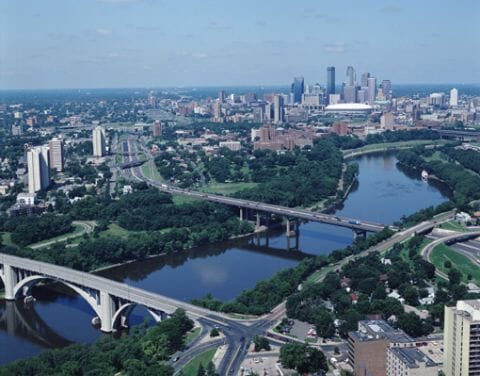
172, 356, 180, 362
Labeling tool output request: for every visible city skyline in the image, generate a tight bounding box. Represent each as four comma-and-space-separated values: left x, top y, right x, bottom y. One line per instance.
1, 0, 479, 90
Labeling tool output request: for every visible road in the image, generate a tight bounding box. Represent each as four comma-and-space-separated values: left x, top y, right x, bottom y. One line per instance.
28, 221, 96, 249
124, 137, 388, 234
117, 136, 457, 374
421, 231, 480, 280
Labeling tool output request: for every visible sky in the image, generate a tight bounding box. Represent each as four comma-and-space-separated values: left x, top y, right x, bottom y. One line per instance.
1, 0, 479, 90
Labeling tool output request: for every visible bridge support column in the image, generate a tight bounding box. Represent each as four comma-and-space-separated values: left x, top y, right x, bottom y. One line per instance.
99, 291, 115, 333
239, 207, 243, 221
256, 212, 261, 231
147, 308, 166, 323
353, 229, 367, 240
3, 264, 17, 301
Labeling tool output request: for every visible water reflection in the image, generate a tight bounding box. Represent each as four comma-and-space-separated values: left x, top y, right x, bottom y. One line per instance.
1, 152, 451, 365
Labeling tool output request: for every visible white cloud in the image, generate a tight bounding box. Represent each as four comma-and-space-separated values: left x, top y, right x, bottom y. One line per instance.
324, 43, 346, 53
96, 28, 112, 36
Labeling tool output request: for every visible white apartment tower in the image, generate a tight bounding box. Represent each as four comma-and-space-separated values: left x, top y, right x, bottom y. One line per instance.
450, 88, 458, 107
48, 138, 64, 172
92, 126, 106, 157
27, 146, 50, 193
444, 300, 480, 376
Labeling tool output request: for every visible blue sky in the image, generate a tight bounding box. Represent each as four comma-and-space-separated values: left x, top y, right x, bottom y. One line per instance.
1, 0, 479, 89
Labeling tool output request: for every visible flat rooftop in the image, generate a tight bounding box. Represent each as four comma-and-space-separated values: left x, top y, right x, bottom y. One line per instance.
350, 320, 413, 343
390, 347, 438, 368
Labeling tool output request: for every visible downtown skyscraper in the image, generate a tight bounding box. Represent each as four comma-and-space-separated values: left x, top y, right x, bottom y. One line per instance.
291, 77, 304, 104
326, 66, 335, 104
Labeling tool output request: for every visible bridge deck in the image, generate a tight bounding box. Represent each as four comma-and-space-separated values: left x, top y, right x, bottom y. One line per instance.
0, 253, 218, 319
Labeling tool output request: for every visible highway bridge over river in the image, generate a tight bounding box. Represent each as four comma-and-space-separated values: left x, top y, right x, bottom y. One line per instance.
0, 253, 229, 333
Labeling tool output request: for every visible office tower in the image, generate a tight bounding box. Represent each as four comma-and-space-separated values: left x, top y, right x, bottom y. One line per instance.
367, 77, 377, 103
27, 146, 50, 193
264, 102, 273, 122
152, 120, 162, 137
326, 67, 335, 103
361, 72, 370, 88
346, 66, 356, 86
48, 138, 64, 172
273, 94, 284, 124
381, 80, 392, 100
218, 90, 226, 103
291, 77, 305, 104
357, 88, 367, 103
429, 93, 445, 106
213, 100, 222, 120
253, 106, 264, 123
444, 300, 480, 376
450, 88, 458, 107
329, 94, 341, 105
313, 83, 321, 96
92, 126, 106, 157
380, 112, 395, 130
343, 85, 357, 103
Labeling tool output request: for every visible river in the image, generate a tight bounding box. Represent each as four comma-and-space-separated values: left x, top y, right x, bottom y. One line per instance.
0, 152, 450, 365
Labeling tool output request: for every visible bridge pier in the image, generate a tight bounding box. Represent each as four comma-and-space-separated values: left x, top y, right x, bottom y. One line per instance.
256, 212, 261, 231
99, 291, 115, 333
3, 264, 17, 301
353, 229, 367, 240
239, 207, 243, 221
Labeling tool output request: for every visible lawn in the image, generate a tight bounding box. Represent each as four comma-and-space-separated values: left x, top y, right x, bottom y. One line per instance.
141, 161, 163, 182
200, 181, 258, 195
27, 223, 85, 249
439, 221, 469, 232
184, 327, 201, 345
99, 223, 141, 239
430, 243, 480, 285
182, 348, 217, 376
343, 140, 446, 156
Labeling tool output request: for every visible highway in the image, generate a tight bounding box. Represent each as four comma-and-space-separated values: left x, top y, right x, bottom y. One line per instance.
123, 137, 388, 233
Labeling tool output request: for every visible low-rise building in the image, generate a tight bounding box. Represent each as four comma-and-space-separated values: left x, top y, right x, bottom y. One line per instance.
387, 346, 439, 376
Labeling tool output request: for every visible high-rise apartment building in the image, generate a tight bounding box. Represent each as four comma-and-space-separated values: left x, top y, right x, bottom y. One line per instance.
152, 120, 162, 137
367, 77, 377, 103
92, 126, 106, 157
48, 138, 64, 172
273, 94, 284, 124
429, 93, 445, 106
326, 66, 335, 103
213, 100, 222, 121
450, 88, 458, 107
386, 347, 439, 376
27, 146, 50, 193
291, 77, 305, 104
444, 300, 480, 376
218, 90, 226, 103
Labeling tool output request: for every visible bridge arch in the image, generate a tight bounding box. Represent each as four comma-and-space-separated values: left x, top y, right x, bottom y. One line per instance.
12, 275, 102, 319
111, 302, 136, 329
0, 272, 5, 288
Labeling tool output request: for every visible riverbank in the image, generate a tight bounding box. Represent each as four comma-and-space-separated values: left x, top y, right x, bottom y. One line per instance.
343, 139, 447, 159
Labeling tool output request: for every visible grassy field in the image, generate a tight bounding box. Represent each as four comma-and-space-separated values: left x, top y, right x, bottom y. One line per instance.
141, 161, 163, 182
182, 348, 217, 376
184, 327, 201, 345
439, 221, 470, 232
430, 243, 480, 285
343, 140, 446, 156
1, 232, 17, 248
27, 223, 86, 249
99, 223, 141, 239
200, 181, 258, 195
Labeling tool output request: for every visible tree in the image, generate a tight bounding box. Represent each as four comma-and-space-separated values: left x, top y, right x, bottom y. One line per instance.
253, 336, 271, 352
210, 328, 220, 337
448, 268, 462, 286
279, 343, 328, 374
196, 364, 206, 376
206, 361, 216, 376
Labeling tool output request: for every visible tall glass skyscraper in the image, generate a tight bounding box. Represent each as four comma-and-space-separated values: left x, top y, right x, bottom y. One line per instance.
291, 77, 304, 104
326, 66, 335, 103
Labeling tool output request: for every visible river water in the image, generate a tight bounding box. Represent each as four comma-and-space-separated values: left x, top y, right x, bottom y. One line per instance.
0, 153, 450, 365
